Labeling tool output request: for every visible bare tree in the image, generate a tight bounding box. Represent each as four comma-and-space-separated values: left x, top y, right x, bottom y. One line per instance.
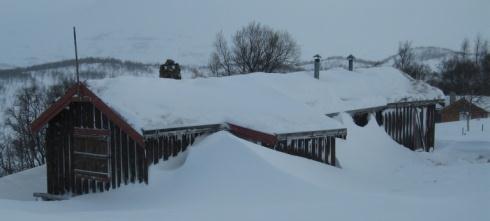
209, 31, 234, 76
3, 83, 46, 171
393, 41, 430, 80
0, 77, 74, 176
461, 38, 471, 60
394, 41, 415, 72
209, 22, 300, 75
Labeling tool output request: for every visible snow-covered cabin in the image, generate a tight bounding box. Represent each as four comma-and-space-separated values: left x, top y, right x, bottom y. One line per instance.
31, 75, 347, 196
31, 66, 443, 197
316, 67, 444, 151
441, 96, 490, 122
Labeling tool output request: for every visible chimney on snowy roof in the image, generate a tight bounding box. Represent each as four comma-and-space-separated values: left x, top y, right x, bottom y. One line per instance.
347, 54, 355, 71
313, 54, 321, 79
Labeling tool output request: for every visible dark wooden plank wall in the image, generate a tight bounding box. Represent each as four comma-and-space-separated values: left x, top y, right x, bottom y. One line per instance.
273, 136, 337, 166
381, 104, 436, 151
145, 132, 206, 165
45, 101, 148, 196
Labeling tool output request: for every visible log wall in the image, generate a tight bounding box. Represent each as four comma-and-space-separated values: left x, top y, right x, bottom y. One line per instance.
45, 101, 148, 196
380, 104, 436, 151
143, 125, 222, 165
274, 136, 338, 166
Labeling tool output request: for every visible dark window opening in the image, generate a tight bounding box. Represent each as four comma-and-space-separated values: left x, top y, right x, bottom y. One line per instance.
352, 113, 369, 127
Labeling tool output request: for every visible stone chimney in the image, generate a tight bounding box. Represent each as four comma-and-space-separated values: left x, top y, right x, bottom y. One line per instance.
313, 54, 321, 79
159, 59, 181, 79
347, 54, 355, 71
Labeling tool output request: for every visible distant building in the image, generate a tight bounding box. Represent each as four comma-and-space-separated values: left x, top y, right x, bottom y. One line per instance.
159, 59, 181, 79
440, 97, 490, 122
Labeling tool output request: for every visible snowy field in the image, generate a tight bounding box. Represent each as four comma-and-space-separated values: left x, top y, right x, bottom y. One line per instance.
0, 116, 488, 220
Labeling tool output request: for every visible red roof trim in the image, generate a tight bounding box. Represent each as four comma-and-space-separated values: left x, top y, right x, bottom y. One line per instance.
31, 84, 79, 133
31, 83, 145, 146
227, 123, 278, 147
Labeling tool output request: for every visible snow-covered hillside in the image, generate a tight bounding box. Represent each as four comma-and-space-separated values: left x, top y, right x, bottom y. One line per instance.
299, 46, 460, 73
0, 59, 159, 135
0, 115, 488, 220
1, 0, 489, 67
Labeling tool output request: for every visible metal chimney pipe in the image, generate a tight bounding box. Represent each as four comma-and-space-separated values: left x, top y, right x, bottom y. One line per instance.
313, 54, 321, 79
347, 54, 355, 71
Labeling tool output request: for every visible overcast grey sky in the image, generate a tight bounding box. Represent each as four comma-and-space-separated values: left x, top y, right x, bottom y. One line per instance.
1, 0, 489, 66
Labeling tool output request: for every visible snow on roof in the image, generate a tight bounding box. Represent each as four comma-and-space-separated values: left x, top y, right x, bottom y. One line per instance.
87, 75, 342, 134
87, 67, 442, 133
262, 67, 444, 113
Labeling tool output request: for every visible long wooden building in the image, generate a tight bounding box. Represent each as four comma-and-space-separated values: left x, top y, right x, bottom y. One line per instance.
31, 77, 346, 196
31, 66, 443, 197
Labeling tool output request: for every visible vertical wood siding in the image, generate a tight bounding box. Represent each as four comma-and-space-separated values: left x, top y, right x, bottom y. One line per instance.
45, 101, 148, 196
381, 104, 436, 151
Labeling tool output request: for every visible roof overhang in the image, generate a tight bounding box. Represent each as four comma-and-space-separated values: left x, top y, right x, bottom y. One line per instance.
326, 99, 445, 117
142, 124, 224, 138
31, 83, 145, 146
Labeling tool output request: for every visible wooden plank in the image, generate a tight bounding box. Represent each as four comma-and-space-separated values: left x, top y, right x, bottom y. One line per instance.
110, 122, 116, 188
330, 137, 336, 166
172, 135, 178, 157
83, 178, 89, 194
158, 136, 163, 161
137, 144, 144, 183
90, 179, 96, 193
122, 132, 129, 185
163, 136, 169, 160
325, 137, 332, 164
129, 139, 136, 183
115, 126, 121, 187
73, 127, 110, 137
94, 108, 101, 129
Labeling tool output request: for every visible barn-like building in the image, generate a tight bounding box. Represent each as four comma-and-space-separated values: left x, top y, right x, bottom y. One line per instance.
440, 97, 490, 122
31, 76, 346, 196
31, 66, 443, 198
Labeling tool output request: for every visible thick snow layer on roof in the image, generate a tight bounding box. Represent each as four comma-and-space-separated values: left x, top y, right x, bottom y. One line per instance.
267, 67, 444, 114
87, 75, 342, 133
87, 67, 442, 132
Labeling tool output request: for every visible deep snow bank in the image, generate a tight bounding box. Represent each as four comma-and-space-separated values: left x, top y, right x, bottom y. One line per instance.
0, 166, 46, 201
0, 126, 488, 220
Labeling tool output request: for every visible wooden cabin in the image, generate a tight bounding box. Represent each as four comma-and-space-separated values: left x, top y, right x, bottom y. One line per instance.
440, 98, 489, 122
30, 66, 442, 197
319, 67, 444, 152
331, 100, 441, 152
31, 79, 346, 197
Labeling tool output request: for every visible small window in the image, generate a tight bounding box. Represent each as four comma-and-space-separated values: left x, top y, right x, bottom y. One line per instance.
72, 128, 110, 182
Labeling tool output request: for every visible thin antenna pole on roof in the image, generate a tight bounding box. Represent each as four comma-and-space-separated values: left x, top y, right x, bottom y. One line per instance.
73, 26, 80, 86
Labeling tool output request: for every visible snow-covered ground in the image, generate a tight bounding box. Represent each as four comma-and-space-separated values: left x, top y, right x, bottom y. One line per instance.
0, 116, 488, 220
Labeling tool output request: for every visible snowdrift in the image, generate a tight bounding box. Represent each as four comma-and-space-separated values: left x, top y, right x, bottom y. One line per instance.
0, 120, 488, 220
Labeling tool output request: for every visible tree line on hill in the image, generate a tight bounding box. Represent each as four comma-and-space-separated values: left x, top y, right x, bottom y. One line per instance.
393, 37, 490, 96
